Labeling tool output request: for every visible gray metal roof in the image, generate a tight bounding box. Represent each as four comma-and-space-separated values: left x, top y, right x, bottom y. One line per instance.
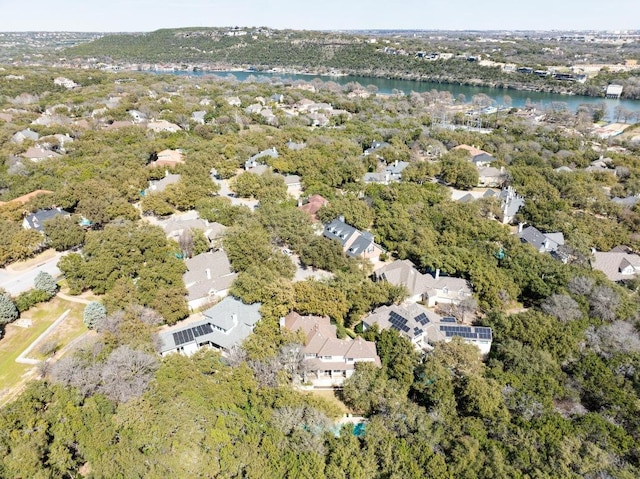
323, 218, 358, 247
158, 297, 261, 353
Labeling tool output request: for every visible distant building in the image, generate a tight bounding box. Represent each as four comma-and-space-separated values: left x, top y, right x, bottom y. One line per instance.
149, 149, 185, 168
605, 84, 623, 99
157, 296, 261, 356
244, 148, 278, 170
145, 173, 181, 195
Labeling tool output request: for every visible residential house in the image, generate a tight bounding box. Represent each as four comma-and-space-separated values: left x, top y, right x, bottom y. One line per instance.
147, 120, 182, 133
364, 160, 410, 185
283, 175, 302, 197
498, 186, 525, 224
161, 211, 226, 243
244, 147, 278, 170
363, 141, 390, 158
23, 208, 70, 232
0, 189, 52, 207
477, 166, 506, 187
183, 251, 237, 310
362, 303, 492, 355
145, 173, 181, 195
11, 128, 39, 143
286, 140, 306, 151
518, 225, 565, 253
298, 194, 328, 222
374, 259, 473, 307
323, 216, 385, 260
270, 93, 284, 103
22, 146, 62, 162
591, 249, 640, 282
225, 96, 241, 107
453, 144, 495, 167
282, 312, 381, 387
149, 149, 185, 168
157, 296, 261, 356
191, 110, 206, 125
128, 109, 147, 123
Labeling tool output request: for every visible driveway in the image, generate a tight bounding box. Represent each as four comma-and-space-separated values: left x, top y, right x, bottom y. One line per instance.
0, 251, 65, 296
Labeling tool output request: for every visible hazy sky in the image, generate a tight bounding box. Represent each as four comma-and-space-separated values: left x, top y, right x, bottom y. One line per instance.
0, 0, 637, 32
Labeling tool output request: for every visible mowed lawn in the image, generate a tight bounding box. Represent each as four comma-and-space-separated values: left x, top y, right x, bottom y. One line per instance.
0, 297, 87, 405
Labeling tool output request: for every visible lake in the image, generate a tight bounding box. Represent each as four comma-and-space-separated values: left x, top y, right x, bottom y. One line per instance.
162, 69, 640, 120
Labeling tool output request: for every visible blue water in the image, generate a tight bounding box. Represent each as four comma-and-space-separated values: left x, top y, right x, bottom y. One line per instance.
156, 69, 640, 120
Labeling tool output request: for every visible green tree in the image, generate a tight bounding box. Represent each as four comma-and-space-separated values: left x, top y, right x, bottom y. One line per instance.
43, 215, 86, 251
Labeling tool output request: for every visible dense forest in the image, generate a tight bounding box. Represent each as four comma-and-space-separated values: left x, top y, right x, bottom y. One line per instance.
0, 66, 639, 477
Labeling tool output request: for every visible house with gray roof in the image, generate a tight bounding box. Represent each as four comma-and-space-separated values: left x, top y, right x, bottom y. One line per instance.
518, 225, 564, 253
145, 173, 181, 195
157, 296, 261, 356
591, 249, 640, 282
11, 128, 39, 143
286, 140, 306, 151
244, 147, 278, 170
282, 312, 381, 387
23, 208, 70, 232
160, 211, 226, 243
183, 251, 237, 310
362, 303, 492, 355
364, 160, 411, 185
323, 216, 385, 260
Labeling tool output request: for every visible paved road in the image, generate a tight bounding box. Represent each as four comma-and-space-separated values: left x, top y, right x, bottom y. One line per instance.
0, 253, 64, 296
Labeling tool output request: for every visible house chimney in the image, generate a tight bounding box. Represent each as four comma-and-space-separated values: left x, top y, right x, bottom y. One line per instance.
231, 313, 238, 325
279, 316, 285, 329
338, 214, 345, 223
543, 238, 550, 251
435, 268, 440, 280
297, 198, 302, 207
590, 247, 596, 255
205, 268, 211, 280
517, 222, 524, 233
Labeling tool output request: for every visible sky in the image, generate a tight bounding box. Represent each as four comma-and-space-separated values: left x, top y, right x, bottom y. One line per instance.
0, 0, 638, 32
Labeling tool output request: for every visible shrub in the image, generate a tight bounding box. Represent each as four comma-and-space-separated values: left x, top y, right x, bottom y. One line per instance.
15, 289, 52, 312
34, 271, 58, 296
0, 294, 19, 324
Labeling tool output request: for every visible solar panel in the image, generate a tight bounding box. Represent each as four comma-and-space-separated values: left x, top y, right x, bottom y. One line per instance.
201, 323, 213, 334
441, 317, 456, 323
185, 328, 194, 342
415, 313, 429, 325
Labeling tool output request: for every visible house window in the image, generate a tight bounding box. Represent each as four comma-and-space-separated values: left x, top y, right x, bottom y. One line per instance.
324, 370, 331, 376
346, 358, 354, 363
442, 287, 449, 294
323, 356, 332, 360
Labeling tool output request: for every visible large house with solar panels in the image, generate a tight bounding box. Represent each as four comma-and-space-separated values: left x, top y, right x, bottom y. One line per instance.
362, 303, 492, 355
157, 297, 261, 356
282, 312, 381, 387
323, 216, 385, 260
374, 259, 473, 307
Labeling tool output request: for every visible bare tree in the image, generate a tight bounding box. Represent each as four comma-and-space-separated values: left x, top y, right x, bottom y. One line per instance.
588, 286, 620, 322
568, 276, 594, 296
585, 321, 640, 358
179, 229, 195, 258
541, 294, 583, 323
98, 346, 159, 403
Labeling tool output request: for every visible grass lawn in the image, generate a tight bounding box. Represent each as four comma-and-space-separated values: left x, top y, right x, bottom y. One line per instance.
305, 388, 354, 415
0, 297, 88, 406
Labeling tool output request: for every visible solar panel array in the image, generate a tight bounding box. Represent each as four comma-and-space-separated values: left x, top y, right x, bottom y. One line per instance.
173, 323, 214, 346
388, 311, 410, 333
441, 316, 456, 323
415, 313, 430, 325
439, 324, 493, 341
